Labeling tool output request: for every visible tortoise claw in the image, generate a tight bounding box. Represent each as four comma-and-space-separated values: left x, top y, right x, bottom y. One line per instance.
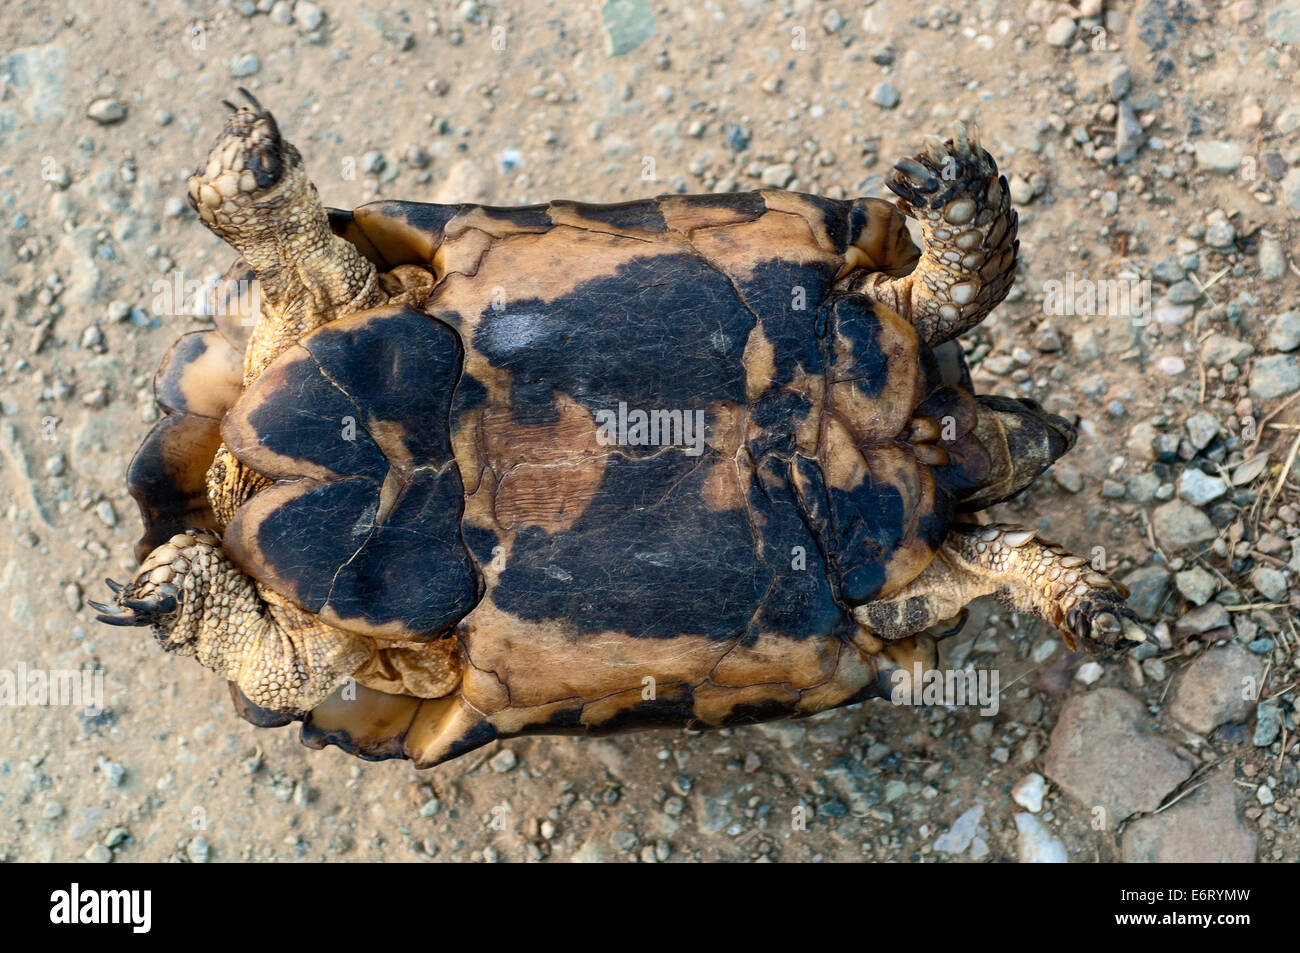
1089, 610, 1123, 642
952, 123, 970, 159
931, 607, 969, 640
886, 177, 922, 205
94, 573, 178, 627
238, 86, 264, 115
1120, 615, 1147, 644
122, 593, 177, 615
893, 158, 940, 192
924, 134, 949, 166
95, 614, 151, 627
1064, 599, 1149, 654
90, 600, 152, 627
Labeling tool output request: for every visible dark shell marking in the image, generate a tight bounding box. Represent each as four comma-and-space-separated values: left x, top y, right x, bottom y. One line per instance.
222, 306, 481, 641
166, 191, 991, 764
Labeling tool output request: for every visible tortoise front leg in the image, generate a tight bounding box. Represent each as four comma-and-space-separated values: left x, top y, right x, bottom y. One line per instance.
855, 524, 1148, 652
187, 89, 385, 383
849, 123, 1018, 347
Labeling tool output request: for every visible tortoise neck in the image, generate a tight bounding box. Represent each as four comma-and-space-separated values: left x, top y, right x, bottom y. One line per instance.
240, 234, 386, 385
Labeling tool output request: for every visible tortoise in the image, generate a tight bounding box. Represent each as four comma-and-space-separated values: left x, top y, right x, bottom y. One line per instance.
94, 91, 1146, 766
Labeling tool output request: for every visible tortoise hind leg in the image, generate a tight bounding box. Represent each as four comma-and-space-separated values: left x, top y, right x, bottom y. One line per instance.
849, 123, 1018, 347
92, 530, 373, 712
854, 523, 1149, 653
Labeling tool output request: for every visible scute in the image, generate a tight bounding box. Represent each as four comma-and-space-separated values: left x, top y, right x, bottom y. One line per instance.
126, 265, 250, 560
154, 330, 244, 419
470, 250, 752, 419
491, 450, 840, 642
222, 305, 481, 641
126, 412, 225, 560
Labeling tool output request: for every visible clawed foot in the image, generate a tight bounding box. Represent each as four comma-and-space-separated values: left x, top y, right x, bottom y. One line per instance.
875, 121, 1019, 346
91, 531, 218, 651
1064, 590, 1149, 654
888, 121, 995, 210
93, 526, 370, 712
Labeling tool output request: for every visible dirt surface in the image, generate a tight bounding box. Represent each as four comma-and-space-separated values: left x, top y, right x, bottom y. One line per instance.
2, 0, 1298, 863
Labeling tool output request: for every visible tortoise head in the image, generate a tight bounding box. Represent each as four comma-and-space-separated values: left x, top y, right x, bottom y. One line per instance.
957, 394, 1077, 511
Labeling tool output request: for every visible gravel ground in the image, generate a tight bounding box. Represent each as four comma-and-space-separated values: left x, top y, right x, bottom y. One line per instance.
1, 0, 1297, 863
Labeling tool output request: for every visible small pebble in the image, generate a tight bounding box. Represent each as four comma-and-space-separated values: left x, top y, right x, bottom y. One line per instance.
186, 837, 210, 863
1012, 773, 1047, 813
230, 53, 261, 78
489, 749, 518, 773
296, 1, 325, 31
1045, 17, 1078, 47
1075, 661, 1104, 685
870, 81, 900, 109
87, 99, 126, 124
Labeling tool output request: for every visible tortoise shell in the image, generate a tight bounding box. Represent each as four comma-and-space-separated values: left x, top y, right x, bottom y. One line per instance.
133, 191, 992, 765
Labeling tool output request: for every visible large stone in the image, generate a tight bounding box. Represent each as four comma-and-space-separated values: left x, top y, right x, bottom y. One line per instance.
1014, 813, 1068, 863
601, 0, 656, 56
1269, 311, 1300, 353
1250, 567, 1289, 602
1121, 566, 1172, 620
1115, 102, 1144, 163
1284, 168, 1300, 213
1183, 410, 1221, 450
1200, 333, 1254, 366
1194, 140, 1241, 174
1266, 1, 1300, 43
1168, 645, 1264, 735
1121, 771, 1256, 862
1045, 17, 1078, 46
870, 81, 901, 109
1250, 354, 1300, 400
0, 45, 67, 123
1260, 236, 1286, 281
1177, 468, 1228, 506
1175, 602, 1230, 635
1152, 500, 1216, 549
1045, 688, 1192, 823
933, 804, 984, 854
1174, 565, 1217, 606
434, 159, 495, 205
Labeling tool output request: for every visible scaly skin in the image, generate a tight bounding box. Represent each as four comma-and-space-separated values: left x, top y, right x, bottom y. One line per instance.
94, 91, 460, 712
188, 93, 386, 527
849, 122, 1020, 347
856, 524, 1147, 652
